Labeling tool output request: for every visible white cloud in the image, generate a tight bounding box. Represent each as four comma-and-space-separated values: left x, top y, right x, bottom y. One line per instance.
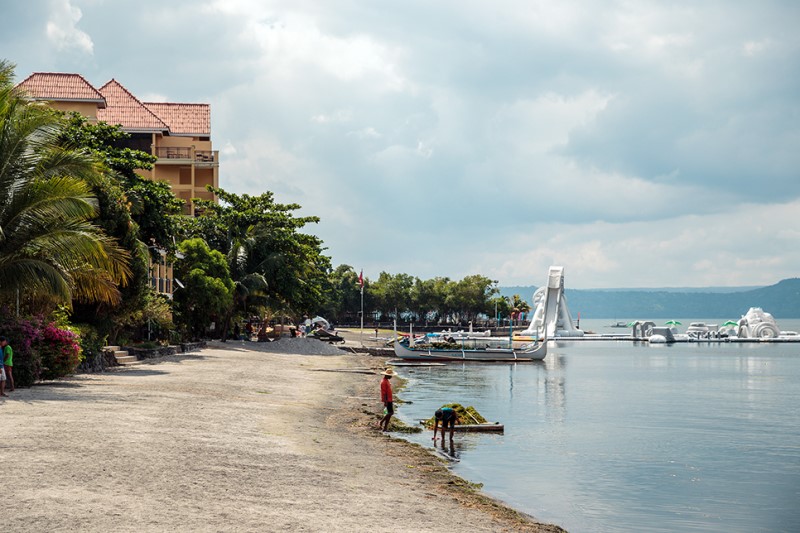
742, 39, 772, 57
347, 127, 381, 139
312, 110, 353, 124
45, 0, 93, 54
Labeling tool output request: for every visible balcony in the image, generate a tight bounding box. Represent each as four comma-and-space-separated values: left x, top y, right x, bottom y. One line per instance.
194, 150, 218, 166
155, 146, 191, 161
155, 148, 218, 166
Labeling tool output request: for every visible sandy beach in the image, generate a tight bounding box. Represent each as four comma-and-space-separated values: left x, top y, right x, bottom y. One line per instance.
1, 338, 564, 532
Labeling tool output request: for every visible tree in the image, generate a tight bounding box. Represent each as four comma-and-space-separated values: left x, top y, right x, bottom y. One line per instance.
0, 60, 131, 310
447, 275, 498, 324
371, 272, 415, 320
59, 113, 183, 253
511, 294, 531, 324
172, 238, 233, 338
186, 187, 331, 333
58, 111, 179, 341
320, 264, 362, 323
490, 295, 512, 324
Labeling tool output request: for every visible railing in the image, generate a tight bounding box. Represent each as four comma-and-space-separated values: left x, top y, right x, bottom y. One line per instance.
195, 150, 217, 163
155, 147, 218, 165
155, 147, 191, 159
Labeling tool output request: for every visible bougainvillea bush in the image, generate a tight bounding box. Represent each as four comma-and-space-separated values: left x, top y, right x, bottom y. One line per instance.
37, 321, 82, 380
0, 313, 83, 387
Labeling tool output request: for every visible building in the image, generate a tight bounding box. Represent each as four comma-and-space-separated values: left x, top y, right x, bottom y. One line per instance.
15, 72, 218, 214
16, 72, 217, 298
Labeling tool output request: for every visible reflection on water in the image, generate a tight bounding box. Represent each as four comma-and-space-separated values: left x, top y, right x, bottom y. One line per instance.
395, 336, 800, 533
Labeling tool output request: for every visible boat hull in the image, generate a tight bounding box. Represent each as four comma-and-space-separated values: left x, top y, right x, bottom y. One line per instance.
393, 340, 546, 361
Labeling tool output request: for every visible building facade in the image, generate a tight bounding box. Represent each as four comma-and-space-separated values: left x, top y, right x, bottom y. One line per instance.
16, 72, 218, 215
16, 72, 218, 297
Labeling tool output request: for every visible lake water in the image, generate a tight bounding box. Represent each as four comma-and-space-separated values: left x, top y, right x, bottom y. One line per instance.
393, 319, 800, 533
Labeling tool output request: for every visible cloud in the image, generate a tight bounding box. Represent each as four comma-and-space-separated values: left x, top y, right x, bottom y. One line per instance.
4, 0, 799, 288
45, 0, 93, 54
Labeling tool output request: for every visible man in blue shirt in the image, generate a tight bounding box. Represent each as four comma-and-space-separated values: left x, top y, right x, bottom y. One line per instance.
433, 407, 457, 444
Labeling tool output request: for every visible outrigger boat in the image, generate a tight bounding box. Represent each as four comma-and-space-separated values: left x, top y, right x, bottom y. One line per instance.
393, 337, 546, 361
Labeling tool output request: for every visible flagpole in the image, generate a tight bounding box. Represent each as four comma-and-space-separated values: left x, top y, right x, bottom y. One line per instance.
359, 270, 364, 346
360, 285, 364, 345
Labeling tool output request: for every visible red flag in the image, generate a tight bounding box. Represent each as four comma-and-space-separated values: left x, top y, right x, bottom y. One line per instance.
359, 270, 364, 289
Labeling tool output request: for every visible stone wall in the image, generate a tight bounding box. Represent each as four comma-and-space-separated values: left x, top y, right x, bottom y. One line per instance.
77, 350, 118, 373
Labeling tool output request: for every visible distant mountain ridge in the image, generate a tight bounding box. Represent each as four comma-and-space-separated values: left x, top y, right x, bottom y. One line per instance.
498, 278, 800, 318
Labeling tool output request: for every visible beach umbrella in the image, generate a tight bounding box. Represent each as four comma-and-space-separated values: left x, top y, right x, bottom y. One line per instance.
665, 320, 682, 326
722, 320, 739, 327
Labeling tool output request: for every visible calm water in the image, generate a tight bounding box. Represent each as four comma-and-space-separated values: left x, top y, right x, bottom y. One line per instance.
394, 319, 800, 533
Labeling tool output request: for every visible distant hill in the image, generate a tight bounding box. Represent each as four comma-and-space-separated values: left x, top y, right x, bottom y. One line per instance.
498, 278, 800, 318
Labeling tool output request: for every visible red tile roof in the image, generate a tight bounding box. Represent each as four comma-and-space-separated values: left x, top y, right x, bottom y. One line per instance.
145, 102, 210, 135
97, 79, 169, 132
15, 72, 106, 106
14, 73, 212, 136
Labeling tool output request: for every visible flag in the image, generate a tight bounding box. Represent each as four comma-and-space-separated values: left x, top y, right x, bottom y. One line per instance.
358, 270, 364, 289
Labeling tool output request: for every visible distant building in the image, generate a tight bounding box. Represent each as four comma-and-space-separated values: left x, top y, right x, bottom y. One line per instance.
16, 72, 218, 215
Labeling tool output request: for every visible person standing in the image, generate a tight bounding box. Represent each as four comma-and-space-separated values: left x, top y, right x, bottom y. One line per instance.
379, 369, 396, 431
0, 336, 12, 393
0, 359, 6, 397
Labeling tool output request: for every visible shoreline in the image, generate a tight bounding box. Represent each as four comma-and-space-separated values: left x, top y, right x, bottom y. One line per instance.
2, 339, 564, 532
342, 351, 565, 532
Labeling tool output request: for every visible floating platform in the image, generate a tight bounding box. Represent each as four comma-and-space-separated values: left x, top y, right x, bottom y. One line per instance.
419, 421, 504, 432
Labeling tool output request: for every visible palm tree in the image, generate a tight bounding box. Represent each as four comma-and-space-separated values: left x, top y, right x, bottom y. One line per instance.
0, 60, 131, 308
511, 294, 531, 325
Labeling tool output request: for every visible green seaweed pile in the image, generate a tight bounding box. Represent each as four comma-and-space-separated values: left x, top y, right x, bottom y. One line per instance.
423, 403, 488, 428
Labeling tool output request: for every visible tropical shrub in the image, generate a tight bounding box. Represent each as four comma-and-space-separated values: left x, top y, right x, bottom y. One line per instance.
0, 313, 83, 386
73, 323, 107, 373
37, 322, 82, 380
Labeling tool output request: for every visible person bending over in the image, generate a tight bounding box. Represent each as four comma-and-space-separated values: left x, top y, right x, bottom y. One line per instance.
433, 407, 457, 443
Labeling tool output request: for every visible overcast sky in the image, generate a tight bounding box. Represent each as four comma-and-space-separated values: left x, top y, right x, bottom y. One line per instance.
3, 0, 798, 288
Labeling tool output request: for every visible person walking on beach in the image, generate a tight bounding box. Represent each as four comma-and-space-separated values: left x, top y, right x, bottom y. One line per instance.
379, 369, 396, 431
0, 336, 11, 393
433, 407, 457, 444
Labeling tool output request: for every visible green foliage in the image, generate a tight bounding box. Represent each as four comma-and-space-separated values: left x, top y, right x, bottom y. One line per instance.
349, 270, 499, 325
0, 60, 132, 312
73, 322, 108, 372
57, 109, 184, 342
110, 289, 174, 343
0, 313, 83, 386
59, 112, 183, 254
184, 187, 331, 328
173, 238, 233, 338
319, 265, 364, 322
37, 322, 82, 380
448, 275, 498, 322
371, 272, 415, 318
59, 113, 156, 173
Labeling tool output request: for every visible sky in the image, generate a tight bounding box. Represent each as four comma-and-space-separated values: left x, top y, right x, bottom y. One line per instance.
2, 0, 799, 288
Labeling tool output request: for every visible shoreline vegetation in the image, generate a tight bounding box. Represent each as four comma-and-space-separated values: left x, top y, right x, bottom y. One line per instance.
3, 337, 565, 532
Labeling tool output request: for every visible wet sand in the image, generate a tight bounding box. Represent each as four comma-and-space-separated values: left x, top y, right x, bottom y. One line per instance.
1, 339, 564, 532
